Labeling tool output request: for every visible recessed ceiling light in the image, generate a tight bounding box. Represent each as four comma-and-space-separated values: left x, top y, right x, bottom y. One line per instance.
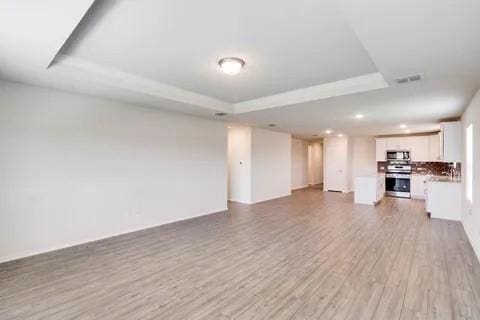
337, 133, 343, 137
218, 57, 245, 75
404, 129, 411, 134
215, 112, 228, 116
355, 114, 364, 119
325, 129, 333, 134
399, 124, 407, 129
268, 124, 277, 127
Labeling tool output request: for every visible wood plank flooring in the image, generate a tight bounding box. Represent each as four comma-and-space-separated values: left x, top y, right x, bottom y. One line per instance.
1, 188, 480, 320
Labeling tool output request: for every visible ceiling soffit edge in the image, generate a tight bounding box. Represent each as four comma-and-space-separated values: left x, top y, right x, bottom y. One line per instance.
52, 55, 389, 115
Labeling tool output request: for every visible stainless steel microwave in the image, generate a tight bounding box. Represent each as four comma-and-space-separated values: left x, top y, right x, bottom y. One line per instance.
386, 150, 410, 161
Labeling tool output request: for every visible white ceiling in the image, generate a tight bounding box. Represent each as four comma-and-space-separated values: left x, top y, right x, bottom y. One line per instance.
1, 0, 480, 137
63, 0, 380, 103
232, 77, 475, 139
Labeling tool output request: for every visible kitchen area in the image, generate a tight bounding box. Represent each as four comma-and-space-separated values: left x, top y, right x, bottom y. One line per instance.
355, 121, 462, 221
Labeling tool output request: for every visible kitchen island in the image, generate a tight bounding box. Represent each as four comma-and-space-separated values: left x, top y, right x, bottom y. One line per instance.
426, 177, 462, 221
354, 174, 385, 205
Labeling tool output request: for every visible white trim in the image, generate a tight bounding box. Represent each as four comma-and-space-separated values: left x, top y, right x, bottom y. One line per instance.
291, 185, 310, 191
0, 207, 228, 264
463, 222, 480, 263
251, 192, 292, 204
233, 73, 389, 113
52, 55, 389, 115
228, 199, 253, 205
54, 54, 233, 113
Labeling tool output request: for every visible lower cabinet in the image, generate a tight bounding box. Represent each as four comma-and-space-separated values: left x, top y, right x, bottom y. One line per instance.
354, 174, 385, 205
411, 174, 428, 199
426, 181, 461, 221
376, 174, 385, 202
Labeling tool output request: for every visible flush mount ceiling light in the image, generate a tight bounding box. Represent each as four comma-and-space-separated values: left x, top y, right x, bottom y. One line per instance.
218, 57, 245, 75
399, 124, 408, 129
355, 114, 364, 119
325, 129, 333, 134
337, 133, 344, 137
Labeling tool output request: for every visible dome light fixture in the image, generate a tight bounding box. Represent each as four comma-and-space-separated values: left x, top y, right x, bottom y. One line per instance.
218, 57, 245, 75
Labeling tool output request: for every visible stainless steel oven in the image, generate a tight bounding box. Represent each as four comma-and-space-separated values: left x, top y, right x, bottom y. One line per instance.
385, 163, 411, 198
386, 150, 411, 161
385, 173, 411, 198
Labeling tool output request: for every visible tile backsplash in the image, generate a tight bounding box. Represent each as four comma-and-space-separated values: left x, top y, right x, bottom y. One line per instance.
377, 161, 461, 177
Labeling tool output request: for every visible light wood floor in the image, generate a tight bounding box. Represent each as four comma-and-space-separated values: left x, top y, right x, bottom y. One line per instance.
1, 188, 480, 320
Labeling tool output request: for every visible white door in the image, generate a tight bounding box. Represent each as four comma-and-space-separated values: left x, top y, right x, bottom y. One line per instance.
325, 138, 347, 192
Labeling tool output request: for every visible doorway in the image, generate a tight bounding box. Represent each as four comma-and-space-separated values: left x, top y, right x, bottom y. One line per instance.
307, 141, 324, 190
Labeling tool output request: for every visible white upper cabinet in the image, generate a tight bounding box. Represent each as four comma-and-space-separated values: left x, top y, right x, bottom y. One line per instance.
375, 133, 443, 162
386, 138, 404, 150
410, 136, 429, 162
441, 122, 462, 162
428, 133, 441, 162
375, 138, 387, 161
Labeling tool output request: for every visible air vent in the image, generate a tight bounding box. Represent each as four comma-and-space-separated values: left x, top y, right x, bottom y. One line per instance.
395, 73, 423, 85
396, 77, 409, 84
408, 74, 422, 82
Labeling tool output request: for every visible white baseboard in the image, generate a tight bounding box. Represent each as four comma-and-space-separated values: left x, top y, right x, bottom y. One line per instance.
0, 207, 228, 264
251, 192, 292, 204
411, 195, 426, 200
292, 185, 309, 190
462, 221, 480, 263
228, 199, 253, 204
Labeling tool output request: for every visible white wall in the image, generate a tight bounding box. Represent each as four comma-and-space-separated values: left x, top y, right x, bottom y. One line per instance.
227, 126, 251, 203
350, 136, 377, 190
291, 138, 309, 190
308, 141, 323, 185
250, 128, 292, 203
323, 136, 376, 193
0, 81, 228, 262
462, 89, 480, 261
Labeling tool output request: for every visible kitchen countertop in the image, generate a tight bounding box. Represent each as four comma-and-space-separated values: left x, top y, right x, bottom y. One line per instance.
426, 176, 461, 183
377, 171, 461, 183
409, 172, 461, 183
